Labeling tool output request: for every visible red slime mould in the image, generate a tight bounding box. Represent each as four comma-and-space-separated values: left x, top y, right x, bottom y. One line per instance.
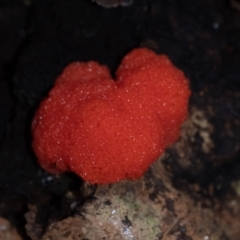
32, 48, 191, 184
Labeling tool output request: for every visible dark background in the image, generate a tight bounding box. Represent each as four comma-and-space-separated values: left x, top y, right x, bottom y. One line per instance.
0, 0, 240, 239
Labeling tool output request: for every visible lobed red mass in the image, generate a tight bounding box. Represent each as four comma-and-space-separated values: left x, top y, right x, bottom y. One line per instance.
32, 48, 191, 184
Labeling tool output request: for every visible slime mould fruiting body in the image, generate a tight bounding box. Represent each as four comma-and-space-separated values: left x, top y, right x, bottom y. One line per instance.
32, 48, 191, 184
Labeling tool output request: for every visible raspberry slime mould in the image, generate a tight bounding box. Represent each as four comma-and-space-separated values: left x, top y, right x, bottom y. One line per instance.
32, 48, 191, 184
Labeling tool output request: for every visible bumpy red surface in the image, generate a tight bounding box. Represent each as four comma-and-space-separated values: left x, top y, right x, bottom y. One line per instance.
32, 48, 191, 184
